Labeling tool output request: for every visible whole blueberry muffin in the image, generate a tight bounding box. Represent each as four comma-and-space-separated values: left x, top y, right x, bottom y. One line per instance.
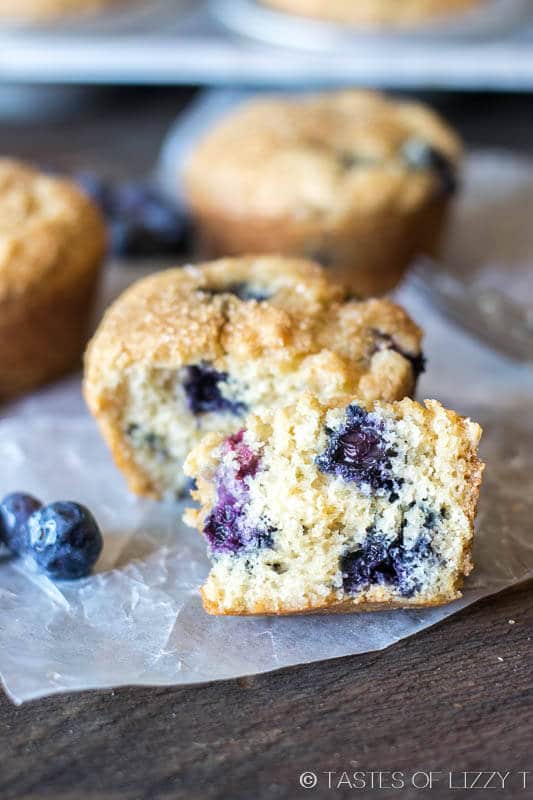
185, 395, 483, 615
84, 256, 423, 499
261, 0, 482, 27
0, 159, 106, 401
0, 0, 121, 22
184, 90, 462, 296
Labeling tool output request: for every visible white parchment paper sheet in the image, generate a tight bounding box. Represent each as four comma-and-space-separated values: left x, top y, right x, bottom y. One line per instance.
1, 93, 532, 703
1, 280, 532, 705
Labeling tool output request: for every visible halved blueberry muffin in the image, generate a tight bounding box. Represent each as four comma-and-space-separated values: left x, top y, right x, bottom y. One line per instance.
83, 256, 423, 498
184, 395, 483, 615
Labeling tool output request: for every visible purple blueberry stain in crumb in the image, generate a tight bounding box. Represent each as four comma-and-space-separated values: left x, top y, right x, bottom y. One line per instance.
342, 513, 438, 598
203, 430, 275, 556
402, 138, 458, 198
183, 364, 247, 417
371, 330, 426, 381
224, 429, 261, 481
203, 490, 274, 555
316, 404, 401, 498
200, 283, 271, 302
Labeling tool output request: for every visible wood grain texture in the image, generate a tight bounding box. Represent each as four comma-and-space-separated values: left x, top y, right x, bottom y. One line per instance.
0, 583, 531, 800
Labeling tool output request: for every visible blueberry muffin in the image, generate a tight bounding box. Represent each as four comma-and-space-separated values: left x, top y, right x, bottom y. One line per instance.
83, 256, 423, 499
183, 90, 462, 296
185, 395, 483, 615
261, 0, 482, 27
0, 159, 106, 401
0, 0, 121, 22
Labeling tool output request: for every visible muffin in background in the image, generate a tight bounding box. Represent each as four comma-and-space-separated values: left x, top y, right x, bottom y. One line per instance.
0, 0, 122, 22
261, 0, 482, 27
184, 90, 462, 297
0, 159, 106, 401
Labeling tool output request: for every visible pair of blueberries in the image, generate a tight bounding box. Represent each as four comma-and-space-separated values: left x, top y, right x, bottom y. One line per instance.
75, 173, 190, 259
0, 493, 102, 580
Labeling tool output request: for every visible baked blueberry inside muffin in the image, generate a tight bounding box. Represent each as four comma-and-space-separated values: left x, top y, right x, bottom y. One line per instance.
185, 395, 483, 615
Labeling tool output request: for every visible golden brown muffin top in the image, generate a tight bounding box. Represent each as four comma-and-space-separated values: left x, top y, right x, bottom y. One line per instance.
184, 90, 462, 222
0, 159, 106, 307
84, 256, 423, 420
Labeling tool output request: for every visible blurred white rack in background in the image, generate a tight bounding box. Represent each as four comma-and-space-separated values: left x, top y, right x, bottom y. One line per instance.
0, 0, 532, 90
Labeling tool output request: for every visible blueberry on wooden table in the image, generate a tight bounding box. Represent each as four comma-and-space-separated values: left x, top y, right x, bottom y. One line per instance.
26, 501, 103, 580
0, 492, 42, 555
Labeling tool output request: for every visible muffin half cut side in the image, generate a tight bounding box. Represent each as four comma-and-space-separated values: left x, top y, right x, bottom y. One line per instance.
185, 395, 483, 615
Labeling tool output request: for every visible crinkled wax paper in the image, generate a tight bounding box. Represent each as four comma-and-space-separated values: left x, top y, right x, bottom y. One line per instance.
1, 97, 532, 703
1, 281, 532, 705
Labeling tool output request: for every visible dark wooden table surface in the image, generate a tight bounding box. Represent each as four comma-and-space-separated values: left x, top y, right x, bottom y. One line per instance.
0, 88, 531, 800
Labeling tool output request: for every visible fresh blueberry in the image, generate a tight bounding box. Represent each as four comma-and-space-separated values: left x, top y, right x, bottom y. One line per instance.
74, 173, 191, 258
402, 138, 458, 197
0, 492, 42, 555
183, 364, 247, 417
316, 404, 401, 497
109, 183, 190, 258
26, 502, 103, 580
